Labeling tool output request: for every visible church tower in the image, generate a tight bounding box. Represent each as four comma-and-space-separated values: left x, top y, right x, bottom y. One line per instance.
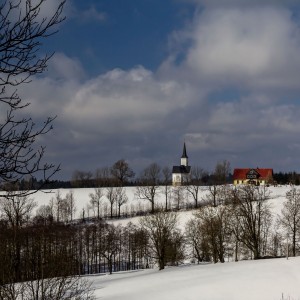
172, 142, 191, 186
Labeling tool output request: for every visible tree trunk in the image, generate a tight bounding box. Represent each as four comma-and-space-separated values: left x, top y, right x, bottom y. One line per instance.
158, 258, 165, 270
235, 241, 239, 262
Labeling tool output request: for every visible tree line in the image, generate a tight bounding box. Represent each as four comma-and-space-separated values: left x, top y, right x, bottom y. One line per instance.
13, 159, 300, 191
70, 161, 300, 188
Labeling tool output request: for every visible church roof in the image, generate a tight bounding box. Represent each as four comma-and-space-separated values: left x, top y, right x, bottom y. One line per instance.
172, 165, 191, 174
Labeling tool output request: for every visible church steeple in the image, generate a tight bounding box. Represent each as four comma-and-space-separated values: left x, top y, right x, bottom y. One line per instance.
181, 142, 188, 166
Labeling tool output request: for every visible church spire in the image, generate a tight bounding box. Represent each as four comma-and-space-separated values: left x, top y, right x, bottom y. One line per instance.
181, 142, 188, 166
181, 142, 188, 158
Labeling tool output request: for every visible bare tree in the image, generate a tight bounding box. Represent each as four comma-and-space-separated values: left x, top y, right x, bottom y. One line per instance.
52, 191, 77, 223
111, 159, 135, 186
35, 204, 53, 220
172, 185, 185, 210
136, 163, 161, 214
279, 187, 300, 257
89, 188, 103, 220
106, 186, 116, 218
231, 185, 272, 259
71, 170, 93, 188
140, 210, 182, 270
0, 193, 36, 228
52, 190, 63, 222
95, 166, 112, 187
185, 166, 207, 208
214, 160, 231, 185
194, 205, 231, 263
27, 277, 94, 300
0, 279, 23, 300
115, 186, 128, 218
185, 217, 210, 264
65, 190, 76, 222
0, 0, 65, 194
0, 192, 36, 282
0, 275, 95, 300
228, 203, 242, 262
97, 224, 122, 274
203, 185, 225, 207
162, 166, 172, 211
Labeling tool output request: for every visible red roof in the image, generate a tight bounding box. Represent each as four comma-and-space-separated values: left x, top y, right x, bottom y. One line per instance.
233, 168, 273, 180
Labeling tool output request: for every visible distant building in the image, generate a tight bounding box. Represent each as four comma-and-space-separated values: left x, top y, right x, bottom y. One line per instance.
172, 143, 191, 186
233, 168, 273, 186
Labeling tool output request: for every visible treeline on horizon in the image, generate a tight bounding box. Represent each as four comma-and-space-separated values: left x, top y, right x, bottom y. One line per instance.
13, 158, 300, 190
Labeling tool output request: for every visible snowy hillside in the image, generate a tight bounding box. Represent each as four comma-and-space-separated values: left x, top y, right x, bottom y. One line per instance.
30, 185, 291, 221
89, 256, 300, 300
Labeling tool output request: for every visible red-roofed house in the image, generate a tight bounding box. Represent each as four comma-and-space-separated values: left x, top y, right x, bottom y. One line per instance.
233, 168, 273, 186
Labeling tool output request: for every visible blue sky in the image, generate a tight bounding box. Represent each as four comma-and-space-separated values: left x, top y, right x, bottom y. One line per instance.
16, 0, 300, 179
48, 0, 194, 74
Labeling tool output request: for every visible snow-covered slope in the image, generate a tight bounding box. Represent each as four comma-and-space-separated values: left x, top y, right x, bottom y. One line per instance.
89, 256, 300, 300
31, 185, 291, 221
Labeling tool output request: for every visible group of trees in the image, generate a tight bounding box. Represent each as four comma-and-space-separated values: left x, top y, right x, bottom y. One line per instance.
70, 160, 231, 189
0, 196, 151, 281
2, 184, 300, 285
35, 187, 129, 222
71, 159, 135, 188
186, 185, 300, 263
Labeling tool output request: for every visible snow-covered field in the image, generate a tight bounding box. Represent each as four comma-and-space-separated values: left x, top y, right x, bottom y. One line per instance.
89, 256, 300, 300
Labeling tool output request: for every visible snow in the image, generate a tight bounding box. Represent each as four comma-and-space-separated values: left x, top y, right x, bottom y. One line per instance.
89, 257, 300, 300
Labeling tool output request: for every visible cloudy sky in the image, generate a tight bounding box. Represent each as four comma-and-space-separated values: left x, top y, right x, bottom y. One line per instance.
18, 0, 300, 179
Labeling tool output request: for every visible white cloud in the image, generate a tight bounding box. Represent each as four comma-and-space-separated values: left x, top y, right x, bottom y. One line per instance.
80, 6, 107, 23
48, 53, 86, 81
61, 66, 201, 135
165, 6, 300, 91
67, 5, 108, 23
20, 62, 204, 136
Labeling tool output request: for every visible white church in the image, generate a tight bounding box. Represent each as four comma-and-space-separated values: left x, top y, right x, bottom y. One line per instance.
172, 142, 191, 186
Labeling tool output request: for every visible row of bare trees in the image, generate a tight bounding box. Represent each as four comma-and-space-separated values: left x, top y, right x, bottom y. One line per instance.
0, 208, 151, 282
36, 183, 231, 223
35, 187, 129, 222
